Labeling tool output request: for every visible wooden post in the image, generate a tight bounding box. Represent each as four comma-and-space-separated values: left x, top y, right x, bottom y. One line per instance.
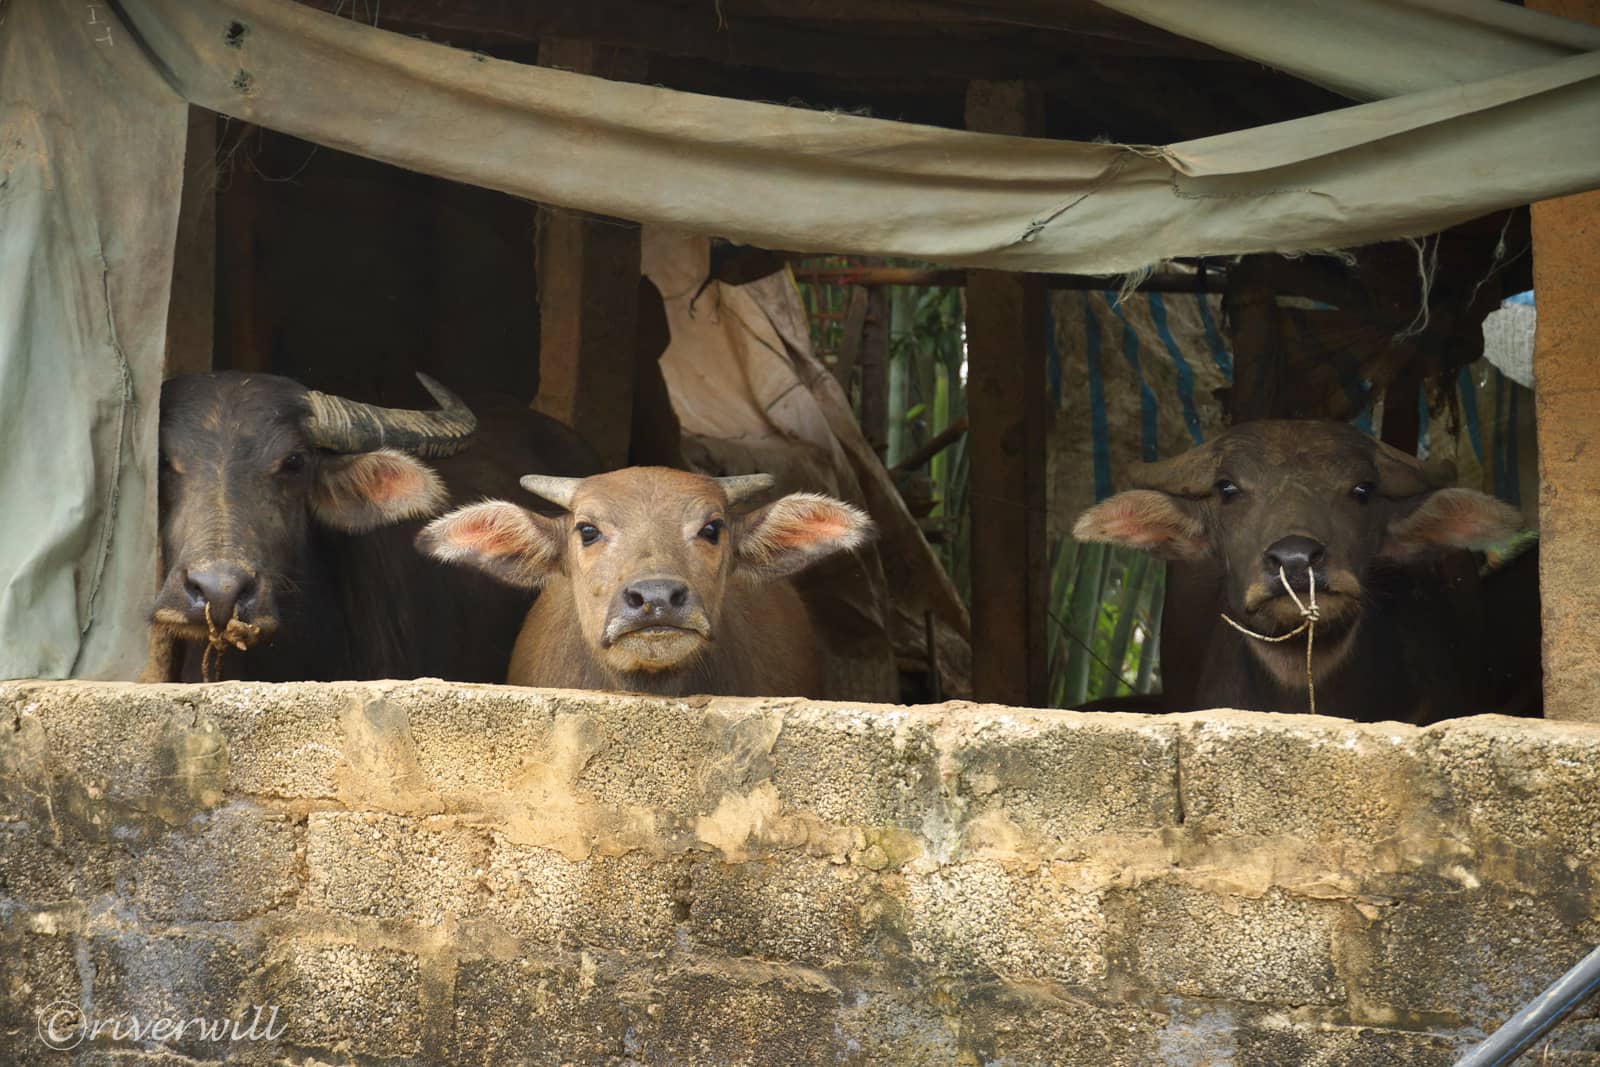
164, 107, 216, 379
1529, 1, 1600, 722
857, 287, 891, 460
214, 122, 271, 373
531, 41, 646, 466
1223, 255, 1287, 424
965, 80, 1048, 708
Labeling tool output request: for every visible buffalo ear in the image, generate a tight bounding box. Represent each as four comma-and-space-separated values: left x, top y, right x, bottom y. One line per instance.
1073, 490, 1210, 561
312, 449, 447, 533
1380, 488, 1524, 560
1127, 441, 1219, 497
735, 493, 873, 581
416, 501, 563, 589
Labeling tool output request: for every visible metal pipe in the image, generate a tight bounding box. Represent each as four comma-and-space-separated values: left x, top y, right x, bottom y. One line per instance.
1455, 944, 1600, 1066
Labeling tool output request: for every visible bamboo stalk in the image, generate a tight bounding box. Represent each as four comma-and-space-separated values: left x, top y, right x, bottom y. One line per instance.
1134, 566, 1166, 694
1062, 542, 1108, 707
1101, 552, 1153, 699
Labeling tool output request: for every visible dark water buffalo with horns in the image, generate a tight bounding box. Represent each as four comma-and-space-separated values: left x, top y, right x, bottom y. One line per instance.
417, 467, 873, 698
148, 371, 599, 682
1072, 421, 1530, 724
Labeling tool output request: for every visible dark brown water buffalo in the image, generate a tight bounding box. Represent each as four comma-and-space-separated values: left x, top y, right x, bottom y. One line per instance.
416, 467, 873, 698
149, 372, 598, 682
1073, 420, 1529, 723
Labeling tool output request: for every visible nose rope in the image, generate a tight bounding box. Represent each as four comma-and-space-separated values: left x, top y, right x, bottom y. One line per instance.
202, 601, 227, 683
199, 600, 257, 683
1218, 565, 1321, 715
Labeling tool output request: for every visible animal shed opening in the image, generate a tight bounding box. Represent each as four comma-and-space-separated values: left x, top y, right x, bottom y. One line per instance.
4, 1, 1600, 1064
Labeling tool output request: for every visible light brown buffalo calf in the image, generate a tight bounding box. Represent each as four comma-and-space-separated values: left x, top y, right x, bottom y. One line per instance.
418, 467, 872, 698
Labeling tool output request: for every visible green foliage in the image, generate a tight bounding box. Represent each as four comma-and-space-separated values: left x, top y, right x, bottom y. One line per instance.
797, 261, 1160, 705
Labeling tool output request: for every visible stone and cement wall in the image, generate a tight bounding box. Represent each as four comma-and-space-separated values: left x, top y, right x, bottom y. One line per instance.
2, 680, 1599, 1065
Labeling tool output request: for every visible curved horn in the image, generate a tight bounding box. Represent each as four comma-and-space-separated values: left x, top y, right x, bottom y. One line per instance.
716, 474, 776, 508
519, 475, 582, 510
1374, 438, 1456, 497
303, 373, 477, 458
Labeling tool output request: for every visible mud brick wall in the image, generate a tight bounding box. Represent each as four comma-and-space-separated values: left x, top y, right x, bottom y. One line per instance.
3, 680, 1600, 1065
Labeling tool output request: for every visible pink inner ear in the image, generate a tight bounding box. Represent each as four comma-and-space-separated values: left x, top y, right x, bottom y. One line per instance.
1415, 495, 1514, 546
358, 456, 425, 504
770, 508, 851, 549
451, 512, 526, 558
1097, 498, 1182, 548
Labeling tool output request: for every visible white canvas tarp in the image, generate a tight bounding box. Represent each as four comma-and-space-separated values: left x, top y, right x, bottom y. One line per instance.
2, 0, 1598, 678
118, 0, 1600, 275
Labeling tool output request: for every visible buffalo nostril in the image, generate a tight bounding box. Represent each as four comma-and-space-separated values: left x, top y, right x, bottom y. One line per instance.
185, 563, 257, 624
1264, 535, 1327, 577
623, 579, 692, 618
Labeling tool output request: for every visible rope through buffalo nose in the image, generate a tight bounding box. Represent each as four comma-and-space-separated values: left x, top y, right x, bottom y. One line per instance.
201, 601, 227, 683
1219, 565, 1321, 715
199, 599, 257, 683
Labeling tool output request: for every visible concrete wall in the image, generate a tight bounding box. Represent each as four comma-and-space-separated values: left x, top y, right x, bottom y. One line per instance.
2, 680, 1599, 1065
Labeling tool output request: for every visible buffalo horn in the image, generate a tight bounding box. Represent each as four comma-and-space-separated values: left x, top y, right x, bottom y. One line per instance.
303, 373, 477, 458
519, 475, 582, 510
1374, 438, 1456, 497
716, 474, 776, 508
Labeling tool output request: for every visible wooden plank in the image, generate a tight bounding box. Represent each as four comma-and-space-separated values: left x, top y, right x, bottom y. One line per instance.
965, 79, 1048, 708
1530, 2, 1600, 722
531, 41, 646, 467
164, 107, 217, 379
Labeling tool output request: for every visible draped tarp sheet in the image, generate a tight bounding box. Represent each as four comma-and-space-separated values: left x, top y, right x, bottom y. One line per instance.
104, 0, 1600, 275
0, 0, 185, 679
4, 0, 1600, 679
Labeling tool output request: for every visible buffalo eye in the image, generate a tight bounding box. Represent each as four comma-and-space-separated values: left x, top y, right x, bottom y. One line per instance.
1215, 478, 1241, 503
576, 521, 602, 547
278, 452, 306, 475
1351, 481, 1375, 504
698, 518, 725, 545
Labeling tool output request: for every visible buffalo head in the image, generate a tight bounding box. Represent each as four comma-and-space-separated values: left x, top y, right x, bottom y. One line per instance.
418, 467, 871, 677
152, 372, 475, 654
1073, 421, 1523, 683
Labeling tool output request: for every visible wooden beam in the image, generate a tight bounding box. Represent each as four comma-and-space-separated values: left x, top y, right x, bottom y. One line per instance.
857, 287, 891, 460
164, 106, 217, 379
1530, 1, 1600, 722
1222, 255, 1287, 424
965, 79, 1048, 708
531, 41, 646, 467
214, 122, 271, 373
628, 277, 686, 469
791, 265, 1224, 291
299, 0, 1218, 79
